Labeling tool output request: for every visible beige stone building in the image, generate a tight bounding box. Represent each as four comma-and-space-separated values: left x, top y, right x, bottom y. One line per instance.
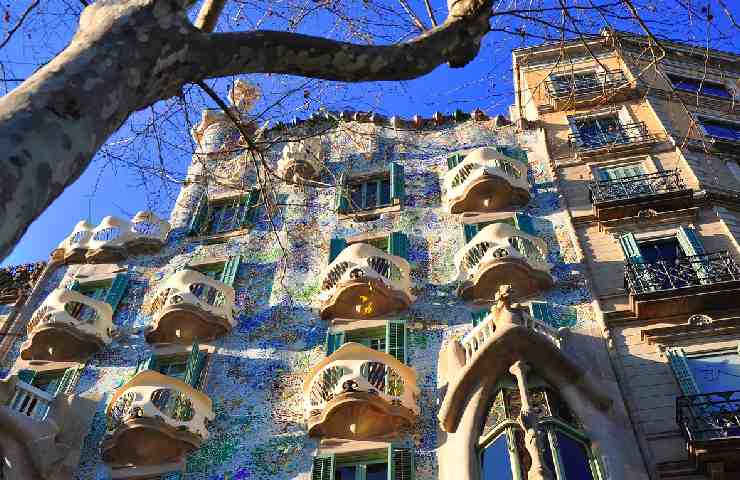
511, 29, 740, 479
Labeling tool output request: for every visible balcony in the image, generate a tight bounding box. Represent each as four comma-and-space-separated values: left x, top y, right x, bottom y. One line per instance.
569, 121, 658, 160
677, 390, 740, 474
625, 251, 740, 318
277, 137, 324, 183
145, 269, 236, 344
444, 147, 530, 214
454, 223, 553, 302
101, 370, 214, 468
318, 243, 414, 320
303, 342, 419, 440
589, 170, 693, 221
19, 288, 113, 362
544, 70, 634, 111
55, 211, 170, 264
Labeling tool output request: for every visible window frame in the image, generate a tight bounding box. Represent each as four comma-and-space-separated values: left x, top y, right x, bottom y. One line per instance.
540, 417, 603, 480
667, 74, 733, 100
696, 115, 740, 143
478, 420, 526, 480
346, 174, 393, 213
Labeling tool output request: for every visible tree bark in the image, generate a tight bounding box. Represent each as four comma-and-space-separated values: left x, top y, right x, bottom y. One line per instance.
0, 0, 492, 259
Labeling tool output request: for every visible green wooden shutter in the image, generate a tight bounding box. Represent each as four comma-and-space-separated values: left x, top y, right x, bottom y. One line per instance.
311, 454, 335, 480
388, 443, 415, 480
136, 354, 158, 374
325, 330, 346, 355
329, 237, 347, 263
54, 366, 83, 396
447, 153, 463, 170
183, 340, 207, 388
388, 232, 409, 259
386, 320, 407, 364
67, 280, 81, 292
513, 213, 536, 236
677, 226, 706, 257
471, 309, 488, 327
618, 233, 643, 264
17, 369, 36, 385
104, 273, 129, 313
188, 192, 208, 236
529, 301, 554, 326
241, 189, 261, 226
220, 255, 241, 286
390, 162, 405, 204
666, 348, 701, 395
463, 224, 479, 243
336, 174, 349, 214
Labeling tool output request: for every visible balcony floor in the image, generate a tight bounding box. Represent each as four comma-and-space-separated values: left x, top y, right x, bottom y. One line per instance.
20, 325, 104, 363
307, 391, 416, 440
449, 174, 530, 214
146, 303, 232, 344
320, 278, 411, 320
459, 257, 553, 302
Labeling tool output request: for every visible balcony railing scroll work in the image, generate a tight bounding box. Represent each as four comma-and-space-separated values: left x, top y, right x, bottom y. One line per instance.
569, 121, 657, 159
302, 342, 420, 440
455, 223, 554, 302
318, 243, 415, 320
545, 70, 632, 110
54, 211, 170, 264
20, 287, 114, 362
624, 251, 740, 318
589, 170, 692, 221
101, 370, 215, 468
677, 390, 740, 471
145, 269, 236, 344
444, 147, 531, 214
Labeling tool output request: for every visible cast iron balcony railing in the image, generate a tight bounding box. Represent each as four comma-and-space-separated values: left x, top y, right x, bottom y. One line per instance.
589, 170, 686, 204
546, 70, 628, 100
677, 390, 740, 444
569, 121, 653, 152
625, 251, 740, 295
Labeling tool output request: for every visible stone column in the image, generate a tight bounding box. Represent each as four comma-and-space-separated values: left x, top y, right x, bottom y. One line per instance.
509, 360, 554, 480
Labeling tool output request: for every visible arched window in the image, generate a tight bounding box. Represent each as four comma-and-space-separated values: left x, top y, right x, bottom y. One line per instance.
478, 376, 601, 480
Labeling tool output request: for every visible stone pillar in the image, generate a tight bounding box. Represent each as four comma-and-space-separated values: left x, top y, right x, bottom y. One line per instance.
509, 361, 554, 480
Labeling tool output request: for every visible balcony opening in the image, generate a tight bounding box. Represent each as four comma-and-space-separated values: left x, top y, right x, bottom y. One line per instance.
311, 444, 414, 480
668, 75, 733, 99
188, 189, 261, 238
336, 163, 404, 219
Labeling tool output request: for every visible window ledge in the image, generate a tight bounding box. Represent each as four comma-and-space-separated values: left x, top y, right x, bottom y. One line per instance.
190, 227, 251, 244
339, 202, 402, 222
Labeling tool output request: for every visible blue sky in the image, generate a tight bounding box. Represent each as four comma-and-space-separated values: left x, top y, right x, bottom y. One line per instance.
2, 0, 739, 265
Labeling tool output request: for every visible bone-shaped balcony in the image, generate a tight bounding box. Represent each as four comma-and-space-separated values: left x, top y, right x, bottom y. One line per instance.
444, 147, 530, 214
277, 137, 323, 183
303, 342, 419, 440
145, 269, 236, 345
19, 288, 113, 362
455, 223, 553, 301
318, 243, 414, 320
55, 211, 170, 264
101, 370, 214, 468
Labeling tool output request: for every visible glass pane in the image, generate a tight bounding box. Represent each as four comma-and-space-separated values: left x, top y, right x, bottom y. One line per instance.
366, 181, 378, 208
701, 119, 740, 141
366, 463, 387, 480
380, 178, 392, 206
160, 361, 188, 381
637, 238, 682, 264
481, 434, 514, 480
350, 184, 363, 211
687, 352, 740, 393
556, 432, 595, 480
334, 466, 356, 480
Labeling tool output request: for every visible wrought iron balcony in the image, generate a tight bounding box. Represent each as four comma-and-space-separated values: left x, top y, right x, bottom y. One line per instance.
546, 70, 629, 100
101, 370, 214, 468
318, 243, 414, 320
677, 390, 740, 470
145, 269, 236, 344
588, 170, 693, 221
55, 211, 170, 264
569, 122, 656, 158
20, 287, 113, 362
624, 251, 740, 318
277, 137, 324, 182
454, 223, 553, 301
303, 342, 419, 440
443, 147, 530, 214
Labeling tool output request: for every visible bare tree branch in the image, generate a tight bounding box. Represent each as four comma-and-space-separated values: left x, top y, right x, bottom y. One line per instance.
195, 0, 229, 33
0, 0, 41, 51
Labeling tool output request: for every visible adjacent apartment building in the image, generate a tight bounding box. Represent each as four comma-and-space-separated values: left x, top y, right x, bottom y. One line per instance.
0, 28, 737, 480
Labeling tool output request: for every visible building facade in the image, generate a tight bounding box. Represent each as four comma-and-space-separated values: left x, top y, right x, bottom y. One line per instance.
1, 30, 737, 480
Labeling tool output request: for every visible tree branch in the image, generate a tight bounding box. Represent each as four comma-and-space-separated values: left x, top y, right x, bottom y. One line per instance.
194, 0, 229, 33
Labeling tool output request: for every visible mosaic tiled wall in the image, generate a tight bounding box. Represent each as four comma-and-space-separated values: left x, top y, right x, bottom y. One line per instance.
4, 117, 597, 479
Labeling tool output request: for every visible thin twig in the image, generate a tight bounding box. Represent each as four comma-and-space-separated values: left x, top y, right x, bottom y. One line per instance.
0, 0, 40, 51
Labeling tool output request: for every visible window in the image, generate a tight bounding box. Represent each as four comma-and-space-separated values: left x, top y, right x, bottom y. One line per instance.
311, 444, 415, 480
637, 237, 683, 264
326, 320, 407, 363
329, 232, 409, 264
182, 256, 241, 307
136, 342, 207, 389
463, 213, 536, 243
549, 71, 599, 96
698, 117, 740, 142
572, 115, 626, 148
597, 163, 646, 181
337, 163, 405, 215
12, 367, 83, 419
668, 75, 732, 99
188, 189, 261, 237
478, 383, 599, 480
67, 272, 129, 321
